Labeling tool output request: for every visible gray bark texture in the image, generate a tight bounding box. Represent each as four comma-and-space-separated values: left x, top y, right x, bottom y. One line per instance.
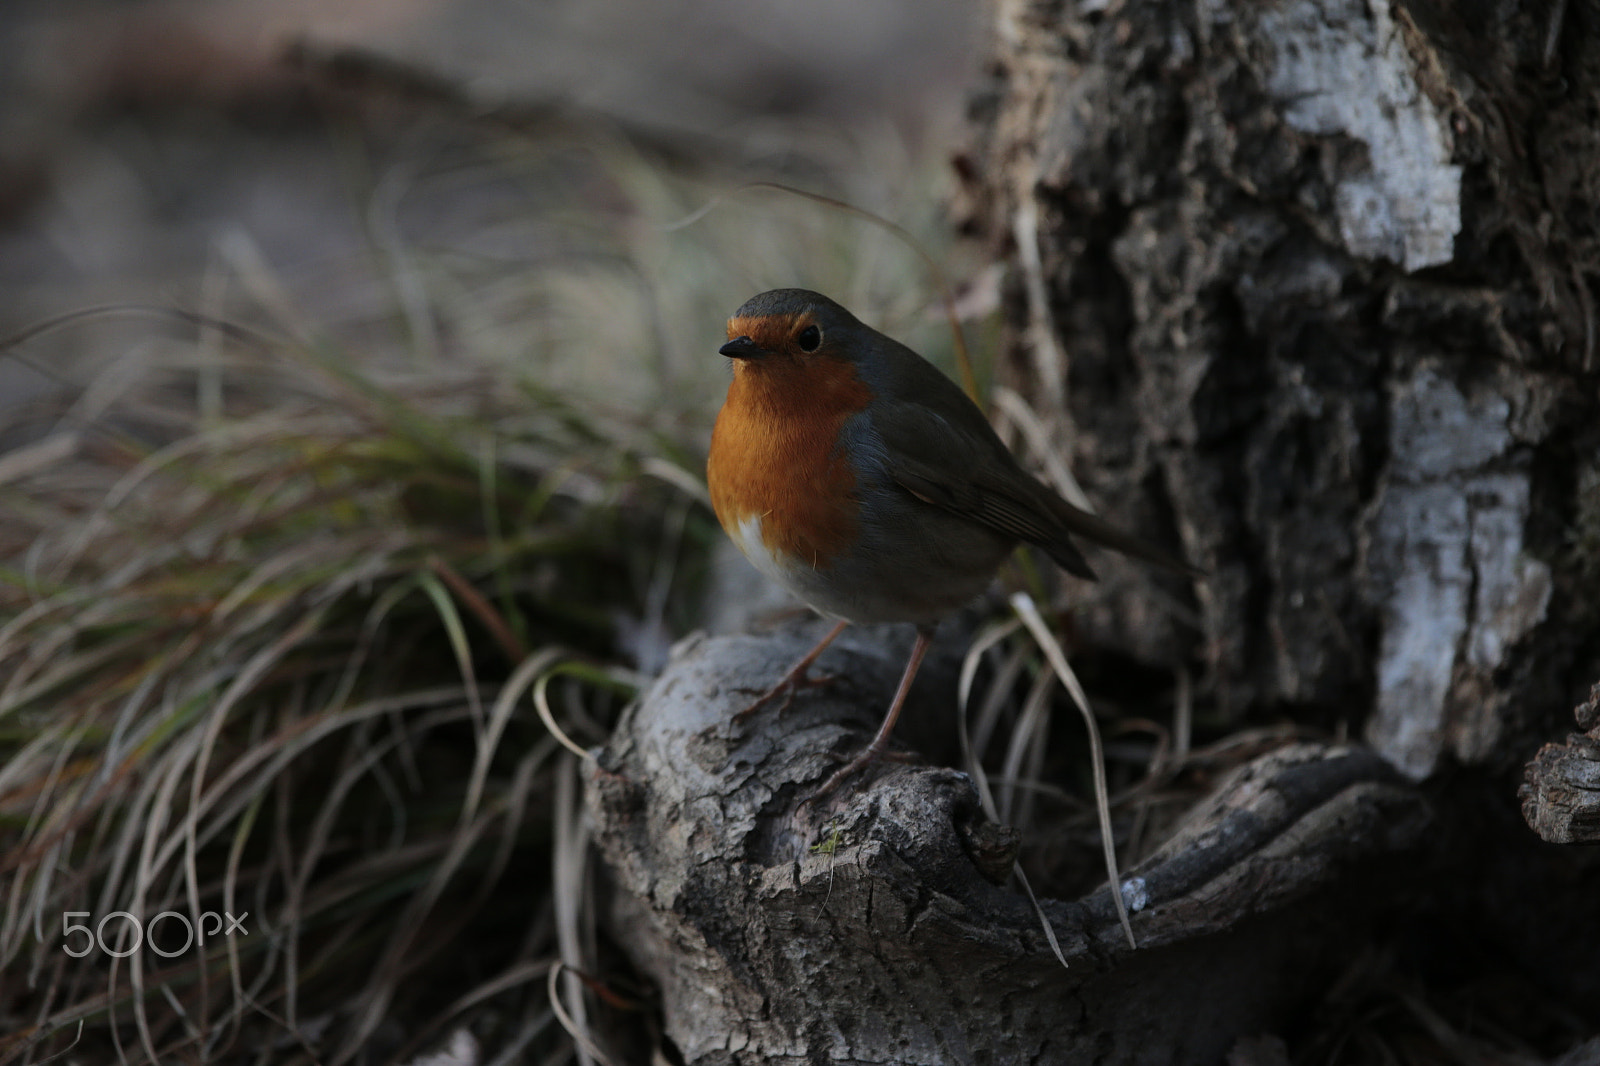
588, 623, 1428, 1064
587, 0, 1600, 1060
1522, 681, 1600, 843
952, 0, 1600, 777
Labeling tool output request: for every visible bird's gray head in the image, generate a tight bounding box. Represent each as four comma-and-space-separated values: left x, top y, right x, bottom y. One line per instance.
719, 289, 866, 363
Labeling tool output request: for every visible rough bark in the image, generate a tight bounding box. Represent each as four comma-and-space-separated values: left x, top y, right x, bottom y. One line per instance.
953, 0, 1600, 777
1521, 681, 1600, 843
588, 622, 1428, 1064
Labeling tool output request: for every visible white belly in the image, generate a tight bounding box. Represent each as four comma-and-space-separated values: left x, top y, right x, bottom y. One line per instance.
727, 512, 797, 587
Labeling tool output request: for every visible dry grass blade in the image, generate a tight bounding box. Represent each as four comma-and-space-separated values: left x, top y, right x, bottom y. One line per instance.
533, 665, 598, 762
462, 648, 570, 826
956, 617, 1023, 818
551, 758, 599, 1066
1010, 591, 1138, 950
547, 964, 613, 1066
1012, 866, 1071, 972
990, 388, 1094, 513
997, 665, 1054, 831
956, 618, 1071, 972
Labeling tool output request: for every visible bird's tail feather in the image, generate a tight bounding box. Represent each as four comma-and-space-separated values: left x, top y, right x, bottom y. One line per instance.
1043, 495, 1203, 578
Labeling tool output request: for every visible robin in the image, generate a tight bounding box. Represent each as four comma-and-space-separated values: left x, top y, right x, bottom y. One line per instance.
706, 288, 1197, 796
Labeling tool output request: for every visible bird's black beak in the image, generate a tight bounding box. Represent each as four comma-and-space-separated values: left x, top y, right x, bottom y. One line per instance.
718, 336, 766, 360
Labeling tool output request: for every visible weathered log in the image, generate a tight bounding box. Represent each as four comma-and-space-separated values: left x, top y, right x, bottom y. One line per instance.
588, 621, 1429, 1064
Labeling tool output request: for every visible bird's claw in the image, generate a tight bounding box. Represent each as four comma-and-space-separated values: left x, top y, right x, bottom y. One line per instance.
801, 742, 915, 806
731, 671, 836, 725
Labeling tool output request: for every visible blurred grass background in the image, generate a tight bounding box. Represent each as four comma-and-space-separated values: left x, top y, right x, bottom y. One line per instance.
0, 1, 988, 1062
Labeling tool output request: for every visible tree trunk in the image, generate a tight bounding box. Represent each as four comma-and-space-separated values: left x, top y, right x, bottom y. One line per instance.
954, 0, 1598, 776
588, 0, 1600, 1060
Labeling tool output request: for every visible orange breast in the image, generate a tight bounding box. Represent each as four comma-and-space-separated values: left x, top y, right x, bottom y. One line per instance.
707, 358, 873, 570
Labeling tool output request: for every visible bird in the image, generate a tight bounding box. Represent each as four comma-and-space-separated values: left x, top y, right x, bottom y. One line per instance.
705, 288, 1198, 798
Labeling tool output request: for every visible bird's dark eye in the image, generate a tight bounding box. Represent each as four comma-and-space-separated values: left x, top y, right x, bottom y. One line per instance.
797, 325, 822, 352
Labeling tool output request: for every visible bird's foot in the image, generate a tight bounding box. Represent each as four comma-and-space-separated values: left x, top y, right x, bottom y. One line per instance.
727, 619, 850, 730
802, 742, 915, 805
800, 626, 933, 805
731, 669, 836, 726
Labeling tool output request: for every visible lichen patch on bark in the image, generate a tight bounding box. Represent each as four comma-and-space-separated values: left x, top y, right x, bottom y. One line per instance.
1253, 0, 1461, 270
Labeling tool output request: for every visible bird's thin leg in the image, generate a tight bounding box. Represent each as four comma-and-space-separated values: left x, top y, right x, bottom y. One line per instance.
810, 625, 933, 799
733, 619, 849, 723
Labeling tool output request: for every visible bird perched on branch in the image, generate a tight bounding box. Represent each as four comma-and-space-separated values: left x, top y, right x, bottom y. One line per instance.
706, 288, 1197, 797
